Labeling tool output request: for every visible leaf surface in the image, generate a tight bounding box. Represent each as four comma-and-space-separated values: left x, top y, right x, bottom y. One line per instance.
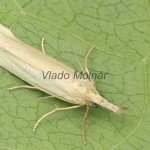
0, 0, 150, 149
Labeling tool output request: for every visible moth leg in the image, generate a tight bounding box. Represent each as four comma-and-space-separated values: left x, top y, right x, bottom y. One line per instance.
41, 38, 46, 54
8, 85, 36, 90
85, 45, 95, 85
82, 105, 90, 144
33, 105, 84, 132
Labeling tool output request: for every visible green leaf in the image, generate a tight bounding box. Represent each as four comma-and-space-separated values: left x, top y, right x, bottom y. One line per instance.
0, 0, 150, 149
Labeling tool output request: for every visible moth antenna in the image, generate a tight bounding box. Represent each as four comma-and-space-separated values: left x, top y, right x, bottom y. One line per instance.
85, 45, 95, 85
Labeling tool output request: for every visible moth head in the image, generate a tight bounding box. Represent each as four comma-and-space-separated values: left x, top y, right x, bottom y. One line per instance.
91, 93, 125, 114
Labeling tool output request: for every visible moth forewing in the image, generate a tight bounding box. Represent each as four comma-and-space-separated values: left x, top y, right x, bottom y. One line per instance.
0, 49, 87, 105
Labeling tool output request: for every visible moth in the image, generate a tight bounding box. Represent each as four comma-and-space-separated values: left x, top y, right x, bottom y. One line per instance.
0, 24, 123, 144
